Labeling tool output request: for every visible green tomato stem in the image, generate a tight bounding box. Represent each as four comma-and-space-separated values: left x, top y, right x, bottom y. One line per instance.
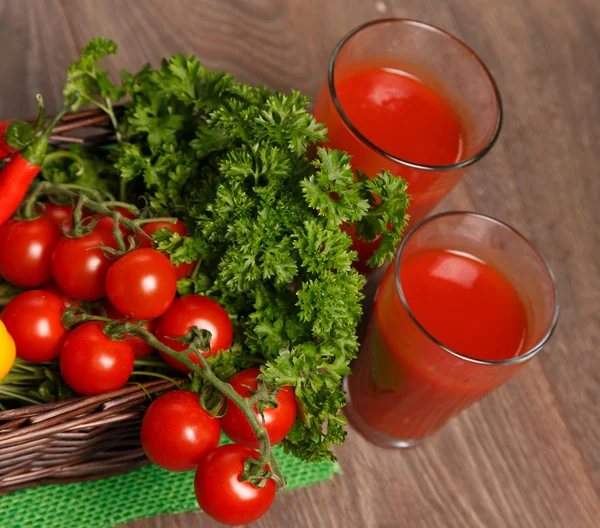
132, 218, 178, 227
27, 182, 152, 251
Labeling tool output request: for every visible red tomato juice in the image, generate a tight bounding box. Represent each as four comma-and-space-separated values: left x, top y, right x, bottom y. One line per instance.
334, 67, 464, 166
314, 64, 467, 231
347, 249, 529, 440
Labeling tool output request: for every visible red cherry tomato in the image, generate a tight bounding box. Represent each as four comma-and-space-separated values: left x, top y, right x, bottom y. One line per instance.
341, 223, 381, 275
173, 261, 195, 280
140, 219, 196, 279
40, 278, 76, 309
41, 202, 74, 232
59, 322, 134, 395
221, 368, 297, 448
106, 249, 177, 320
139, 219, 188, 249
51, 231, 114, 301
102, 299, 156, 358
1, 290, 67, 362
155, 295, 233, 373
194, 444, 276, 526
0, 217, 62, 288
141, 390, 221, 472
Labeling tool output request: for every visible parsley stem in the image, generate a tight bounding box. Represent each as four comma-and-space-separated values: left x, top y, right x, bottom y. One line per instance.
0, 388, 43, 406
190, 257, 203, 280
119, 179, 126, 203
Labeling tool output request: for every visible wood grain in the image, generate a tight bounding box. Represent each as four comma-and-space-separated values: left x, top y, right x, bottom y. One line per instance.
2, 0, 599, 526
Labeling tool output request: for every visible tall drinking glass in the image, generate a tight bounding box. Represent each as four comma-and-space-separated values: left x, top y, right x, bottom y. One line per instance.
313, 19, 502, 268
344, 212, 559, 448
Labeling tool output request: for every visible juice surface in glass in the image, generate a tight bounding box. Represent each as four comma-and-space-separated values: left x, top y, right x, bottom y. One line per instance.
335, 66, 465, 167
347, 249, 529, 440
401, 249, 527, 362
314, 64, 468, 226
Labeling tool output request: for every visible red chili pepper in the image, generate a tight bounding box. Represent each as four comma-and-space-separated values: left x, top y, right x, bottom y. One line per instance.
0, 96, 46, 160
0, 98, 71, 227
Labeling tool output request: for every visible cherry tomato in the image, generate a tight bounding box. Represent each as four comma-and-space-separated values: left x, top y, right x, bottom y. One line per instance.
155, 295, 233, 373
173, 261, 195, 280
41, 278, 76, 308
140, 219, 195, 279
59, 322, 134, 395
0, 320, 16, 381
194, 444, 276, 526
342, 223, 381, 275
102, 299, 156, 358
139, 219, 188, 249
41, 202, 74, 232
1, 290, 67, 362
106, 249, 177, 320
141, 390, 221, 472
221, 368, 297, 448
51, 231, 114, 301
0, 217, 62, 288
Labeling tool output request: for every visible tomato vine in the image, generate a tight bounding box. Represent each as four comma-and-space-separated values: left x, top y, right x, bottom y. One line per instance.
62, 305, 286, 491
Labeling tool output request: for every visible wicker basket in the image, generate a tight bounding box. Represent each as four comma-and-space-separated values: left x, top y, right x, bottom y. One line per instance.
0, 109, 176, 495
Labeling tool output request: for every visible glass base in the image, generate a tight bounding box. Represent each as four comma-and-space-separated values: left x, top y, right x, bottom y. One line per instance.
343, 376, 423, 449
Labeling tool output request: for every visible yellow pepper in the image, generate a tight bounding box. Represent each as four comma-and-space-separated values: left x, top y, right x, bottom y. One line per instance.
0, 320, 16, 381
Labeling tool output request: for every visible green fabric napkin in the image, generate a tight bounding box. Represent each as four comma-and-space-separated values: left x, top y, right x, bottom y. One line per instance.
0, 441, 341, 528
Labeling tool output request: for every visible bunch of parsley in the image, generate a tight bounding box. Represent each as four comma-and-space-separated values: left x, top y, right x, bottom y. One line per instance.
59, 38, 409, 462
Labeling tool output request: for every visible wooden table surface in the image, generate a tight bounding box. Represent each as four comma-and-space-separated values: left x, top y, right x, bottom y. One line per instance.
1, 0, 598, 526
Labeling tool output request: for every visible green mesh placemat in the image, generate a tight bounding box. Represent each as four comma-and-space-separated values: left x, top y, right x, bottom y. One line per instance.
0, 438, 341, 528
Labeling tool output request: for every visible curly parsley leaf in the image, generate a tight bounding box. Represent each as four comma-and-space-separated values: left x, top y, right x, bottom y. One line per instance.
354, 170, 411, 267
64, 37, 125, 112
302, 148, 370, 228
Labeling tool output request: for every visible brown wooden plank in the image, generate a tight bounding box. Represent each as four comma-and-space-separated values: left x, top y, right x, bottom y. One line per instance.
1, 0, 598, 526
0, 0, 79, 117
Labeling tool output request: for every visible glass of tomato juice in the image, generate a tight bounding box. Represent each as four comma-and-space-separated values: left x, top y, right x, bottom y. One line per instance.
313, 19, 502, 270
344, 212, 559, 447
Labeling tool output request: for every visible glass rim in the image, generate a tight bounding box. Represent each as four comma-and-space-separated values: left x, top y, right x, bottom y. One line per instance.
394, 211, 560, 366
327, 18, 504, 172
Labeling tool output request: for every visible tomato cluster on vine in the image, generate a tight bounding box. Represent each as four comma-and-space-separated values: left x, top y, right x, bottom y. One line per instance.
0, 198, 297, 525
0, 202, 206, 393
140, 365, 297, 524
